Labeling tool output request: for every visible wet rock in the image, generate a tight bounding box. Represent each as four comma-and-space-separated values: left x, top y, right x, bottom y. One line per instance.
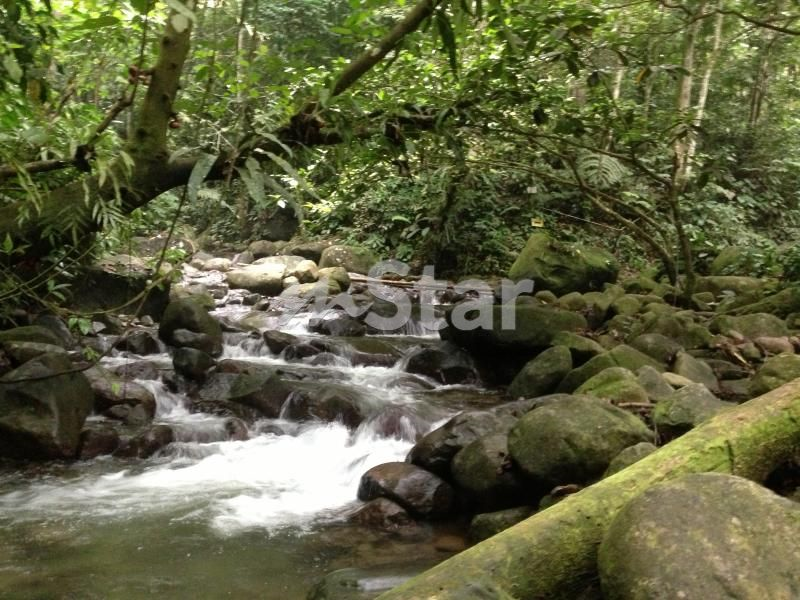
0, 353, 93, 460
575, 367, 649, 405
598, 473, 800, 600
113, 330, 161, 355
309, 310, 366, 337
159, 299, 223, 356
748, 353, 800, 396
349, 498, 416, 531
85, 366, 156, 420
224, 417, 249, 441
78, 424, 121, 459
116, 424, 175, 458
109, 360, 164, 380
469, 506, 534, 542
358, 462, 455, 519
507, 346, 572, 399
172, 347, 216, 381
221, 370, 293, 418
319, 245, 378, 275
171, 328, 219, 356
307, 566, 422, 600
508, 233, 619, 296
408, 410, 517, 477
170, 282, 216, 309
281, 384, 365, 428
603, 442, 658, 477
452, 432, 527, 510
508, 396, 654, 490
404, 343, 478, 385
652, 383, 733, 441
104, 403, 152, 426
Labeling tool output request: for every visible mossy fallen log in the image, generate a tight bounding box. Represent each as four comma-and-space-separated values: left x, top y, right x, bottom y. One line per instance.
378, 379, 800, 600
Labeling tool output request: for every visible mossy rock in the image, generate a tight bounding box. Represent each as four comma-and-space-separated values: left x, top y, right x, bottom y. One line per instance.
599, 473, 800, 600
603, 442, 658, 477
557, 345, 663, 393
652, 383, 733, 440
508, 395, 654, 490
748, 353, 800, 396
550, 331, 606, 364
629, 333, 683, 364
319, 245, 379, 275
671, 351, 719, 394
575, 367, 649, 405
469, 506, 534, 543
629, 313, 712, 350
508, 233, 619, 296
507, 346, 573, 399
710, 313, 789, 340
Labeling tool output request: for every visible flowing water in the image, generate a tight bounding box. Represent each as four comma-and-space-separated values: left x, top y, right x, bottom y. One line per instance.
0, 279, 499, 599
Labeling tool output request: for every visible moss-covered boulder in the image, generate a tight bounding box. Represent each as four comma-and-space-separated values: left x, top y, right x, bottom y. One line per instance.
709, 245, 752, 275
557, 345, 663, 393
508, 233, 619, 296
603, 442, 658, 477
226, 262, 287, 296
671, 351, 719, 393
575, 367, 649, 405
748, 353, 800, 396
158, 299, 223, 356
469, 506, 534, 543
507, 346, 572, 399
652, 383, 733, 441
629, 333, 683, 364
598, 473, 800, 600
0, 353, 93, 459
452, 432, 526, 510
507, 396, 653, 490
629, 313, 712, 350
0, 325, 66, 347
442, 304, 587, 358
636, 366, 675, 402
725, 285, 800, 318
319, 245, 378, 275
694, 275, 766, 298
710, 313, 789, 340
550, 331, 606, 364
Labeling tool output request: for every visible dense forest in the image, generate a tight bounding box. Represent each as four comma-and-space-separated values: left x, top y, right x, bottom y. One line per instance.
1, 1, 799, 598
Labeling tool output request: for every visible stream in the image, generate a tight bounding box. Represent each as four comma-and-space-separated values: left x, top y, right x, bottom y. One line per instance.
0, 271, 500, 599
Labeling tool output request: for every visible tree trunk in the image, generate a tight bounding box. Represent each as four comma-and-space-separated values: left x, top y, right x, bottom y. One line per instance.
378, 378, 800, 600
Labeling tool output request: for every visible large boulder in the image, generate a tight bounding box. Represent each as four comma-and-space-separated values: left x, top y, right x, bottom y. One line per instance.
158, 299, 223, 356
0, 325, 66, 347
68, 254, 170, 320
451, 432, 526, 510
404, 342, 479, 385
281, 384, 366, 428
319, 245, 378, 275
748, 353, 800, 397
254, 203, 300, 241
469, 506, 534, 542
308, 309, 366, 337
507, 346, 573, 399
507, 395, 653, 490
598, 473, 800, 600
508, 233, 619, 296
84, 366, 156, 423
603, 442, 658, 477
575, 367, 650, 405
225, 262, 286, 296
629, 313, 712, 350
442, 304, 587, 363
695, 275, 765, 298
0, 353, 93, 459
550, 332, 606, 364
710, 313, 789, 340
357, 462, 455, 519
557, 345, 663, 393
671, 351, 719, 393
652, 383, 733, 441
407, 410, 517, 477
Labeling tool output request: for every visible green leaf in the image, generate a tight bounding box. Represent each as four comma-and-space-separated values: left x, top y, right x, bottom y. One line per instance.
131, 0, 152, 14
2, 234, 13, 254
236, 157, 266, 205
264, 152, 320, 200
2, 54, 23, 83
187, 154, 217, 204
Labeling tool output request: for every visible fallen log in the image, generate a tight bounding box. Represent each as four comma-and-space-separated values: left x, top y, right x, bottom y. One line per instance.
378, 379, 800, 599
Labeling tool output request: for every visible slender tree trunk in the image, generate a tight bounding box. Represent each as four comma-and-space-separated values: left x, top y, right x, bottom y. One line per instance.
748, 31, 778, 127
